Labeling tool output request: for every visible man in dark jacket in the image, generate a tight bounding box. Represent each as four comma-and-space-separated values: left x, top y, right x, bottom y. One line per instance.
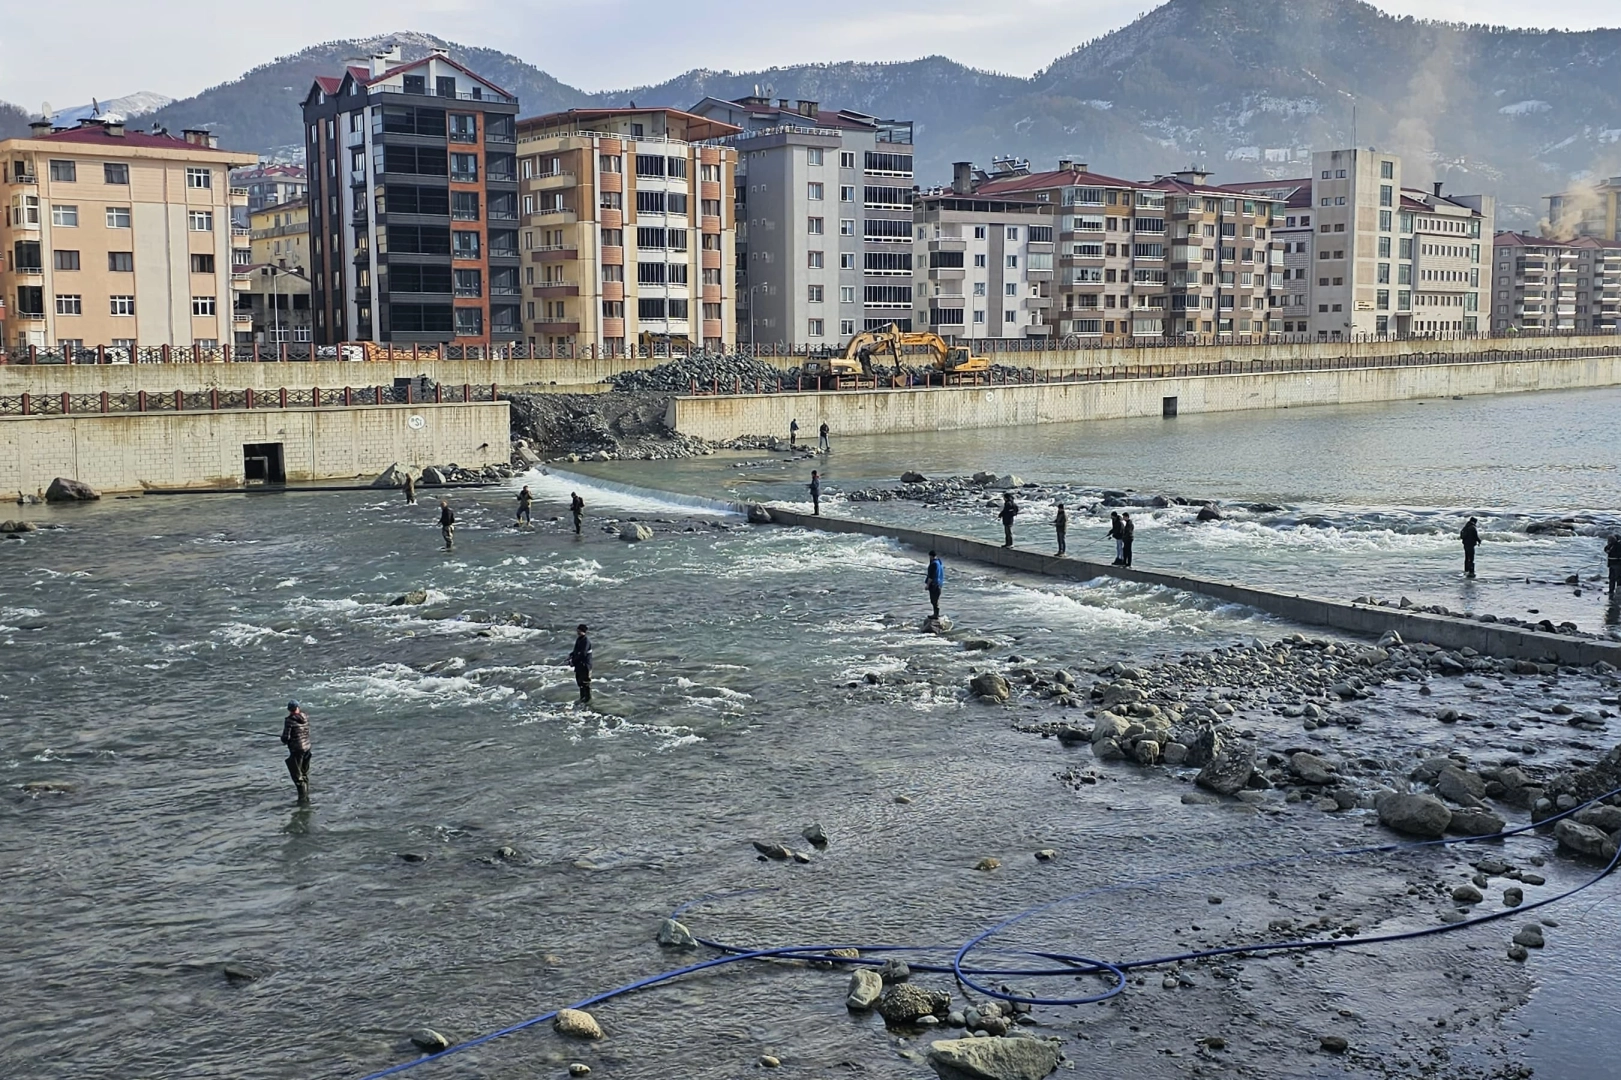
819, 422, 830, 452
1606, 534, 1620, 594
809, 470, 821, 516
568, 624, 593, 704
1460, 517, 1481, 578
570, 492, 585, 536
999, 492, 1019, 548
925, 550, 945, 619
1121, 513, 1135, 568
438, 500, 455, 547
280, 701, 311, 805
1054, 503, 1068, 556
403, 473, 417, 505
516, 485, 533, 525
1108, 511, 1124, 564
790, 418, 800, 449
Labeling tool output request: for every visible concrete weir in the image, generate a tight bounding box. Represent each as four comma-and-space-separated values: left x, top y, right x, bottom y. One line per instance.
762, 506, 1621, 667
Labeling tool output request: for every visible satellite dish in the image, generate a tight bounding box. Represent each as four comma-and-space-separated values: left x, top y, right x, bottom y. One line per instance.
762, 84, 775, 98
41, 101, 52, 121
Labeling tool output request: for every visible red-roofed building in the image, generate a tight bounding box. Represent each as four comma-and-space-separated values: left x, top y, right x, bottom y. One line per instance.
1491, 232, 1621, 334
302, 44, 521, 346
1, 116, 257, 352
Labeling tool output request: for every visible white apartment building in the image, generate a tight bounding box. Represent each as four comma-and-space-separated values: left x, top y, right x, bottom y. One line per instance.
1492, 232, 1621, 333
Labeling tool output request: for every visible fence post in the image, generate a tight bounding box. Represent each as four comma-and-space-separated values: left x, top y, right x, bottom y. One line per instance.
462, 383, 471, 402
246, 387, 255, 409
174, 389, 183, 411
312, 386, 320, 407
97, 345, 106, 365
100, 391, 109, 414
491, 383, 498, 401
59, 391, 70, 414
406, 383, 414, 404
210, 388, 219, 410
21, 393, 30, 415
136, 390, 145, 412
374, 386, 382, 405
345, 386, 353, 407
279, 387, 287, 408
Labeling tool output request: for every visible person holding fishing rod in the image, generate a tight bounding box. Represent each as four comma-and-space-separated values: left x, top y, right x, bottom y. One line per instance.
280, 701, 312, 805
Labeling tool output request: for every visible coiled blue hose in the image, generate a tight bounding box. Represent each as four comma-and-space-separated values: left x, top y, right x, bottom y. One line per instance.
357, 786, 1621, 1079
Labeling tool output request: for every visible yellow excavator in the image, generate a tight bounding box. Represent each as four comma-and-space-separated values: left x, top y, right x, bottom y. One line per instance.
805, 325, 990, 386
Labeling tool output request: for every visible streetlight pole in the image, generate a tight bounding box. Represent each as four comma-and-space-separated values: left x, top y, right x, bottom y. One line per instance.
261, 266, 281, 346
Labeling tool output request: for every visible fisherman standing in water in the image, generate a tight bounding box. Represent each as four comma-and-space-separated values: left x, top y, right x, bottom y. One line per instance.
568, 624, 593, 705
570, 492, 585, 536
403, 472, 417, 505
925, 550, 945, 621
790, 418, 800, 449
1460, 516, 1481, 579
516, 485, 533, 525
439, 499, 456, 547
280, 701, 311, 805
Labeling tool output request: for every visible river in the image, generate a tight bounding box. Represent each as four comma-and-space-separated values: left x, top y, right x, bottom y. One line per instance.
2, 385, 1617, 1079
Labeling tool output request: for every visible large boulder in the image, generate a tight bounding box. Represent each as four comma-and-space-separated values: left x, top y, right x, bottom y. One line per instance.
371, 463, 410, 488
619, 523, 654, 542
875, 984, 950, 1023
927, 1036, 1061, 1080
1195, 751, 1254, 796
418, 466, 448, 486
1574, 805, 1621, 833
1375, 792, 1452, 838
747, 504, 773, 524
1435, 765, 1487, 807
1554, 819, 1618, 862
1445, 808, 1508, 837
1195, 505, 1223, 522
553, 1009, 604, 1039
1182, 727, 1223, 768
970, 672, 1011, 703
900, 471, 928, 483
44, 477, 99, 502
846, 968, 883, 1011
1289, 752, 1333, 785
994, 475, 1024, 489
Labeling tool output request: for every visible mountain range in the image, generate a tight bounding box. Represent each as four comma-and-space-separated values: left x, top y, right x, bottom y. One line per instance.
4, 0, 1620, 229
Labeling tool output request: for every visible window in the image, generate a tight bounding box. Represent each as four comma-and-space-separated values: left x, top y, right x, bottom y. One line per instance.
840, 185, 855, 202
1376, 289, 1390, 310
190, 253, 215, 274
807, 216, 824, 235
453, 231, 481, 258
1004, 282, 1018, 296
974, 225, 987, 239
973, 310, 986, 324
840, 152, 855, 169
1005, 310, 1017, 324
807, 182, 824, 200
635, 154, 665, 178
637, 226, 667, 249
839, 219, 855, 236
55, 294, 82, 315
454, 268, 483, 297
807, 250, 824, 269
974, 254, 987, 268
805, 147, 825, 167
638, 297, 667, 319
52, 204, 79, 227
187, 167, 212, 189
455, 307, 483, 337
1006, 226, 1019, 241
637, 262, 667, 284
403, 74, 427, 95
190, 295, 216, 316
1378, 236, 1392, 258
807, 284, 824, 303
108, 251, 134, 272
973, 282, 986, 297
839, 252, 855, 270
188, 210, 213, 232
840, 285, 855, 304
449, 114, 477, 141
53, 249, 80, 271
840, 319, 856, 335
1006, 254, 1018, 268
450, 153, 478, 182
1381, 160, 1394, 179
103, 162, 129, 185
808, 318, 825, 336
49, 160, 76, 182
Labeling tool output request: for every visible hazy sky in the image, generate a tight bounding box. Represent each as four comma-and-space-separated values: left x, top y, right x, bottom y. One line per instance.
1, 0, 1617, 107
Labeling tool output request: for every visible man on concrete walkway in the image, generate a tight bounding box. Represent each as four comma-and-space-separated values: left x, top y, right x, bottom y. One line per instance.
570, 492, 585, 536
925, 550, 945, 620
809, 470, 821, 516
1054, 503, 1068, 556
1460, 516, 1481, 578
568, 623, 594, 705
1606, 534, 1621, 593
280, 700, 312, 805
1108, 511, 1124, 565
999, 492, 1019, 548
1121, 512, 1135, 568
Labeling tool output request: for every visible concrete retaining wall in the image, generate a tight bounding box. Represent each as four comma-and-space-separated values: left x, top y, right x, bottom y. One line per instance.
0, 402, 510, 495
763, 508, 1621, 667
668, 355, 1621, 441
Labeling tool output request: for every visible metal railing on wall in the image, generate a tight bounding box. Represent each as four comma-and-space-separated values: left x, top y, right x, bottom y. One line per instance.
0, 383, 505, 417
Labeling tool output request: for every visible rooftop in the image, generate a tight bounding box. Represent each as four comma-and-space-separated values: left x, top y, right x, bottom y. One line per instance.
517, 107, 741, 142
8, 120, 252, 157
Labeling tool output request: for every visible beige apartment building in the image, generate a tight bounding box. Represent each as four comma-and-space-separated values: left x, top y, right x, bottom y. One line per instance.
1492, 232, 1621, 333
1, 117, 256, 353
516, 108, 739, 355
1546, 178, 1621, 243
250, 198, 309, 271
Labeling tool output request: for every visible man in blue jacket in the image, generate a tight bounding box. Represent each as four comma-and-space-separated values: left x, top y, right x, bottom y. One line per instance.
925, 550, 945, 620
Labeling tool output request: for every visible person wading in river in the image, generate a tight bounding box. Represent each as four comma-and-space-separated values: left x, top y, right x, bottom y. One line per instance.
925, 550, 945, 620
280, 701, 311, 805
1460, 516, 1482, 579
999, 492, 1020, 548
570, 492, 585, 536
819, 422, 830, 453
1121, 512, 1135, 568
516, 485, 533, 525
790, 418, 800, 449
809, 470, 821, 516
1108, 511, 1124, 565
1606, 534, 1621, 594
568, 624, 593, 705
438, 500, 455, 547
402, 472, 416, 505
1054, 502, 1068, 556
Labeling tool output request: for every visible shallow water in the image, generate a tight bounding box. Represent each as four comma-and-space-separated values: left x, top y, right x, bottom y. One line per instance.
2, 386, 1619, 1079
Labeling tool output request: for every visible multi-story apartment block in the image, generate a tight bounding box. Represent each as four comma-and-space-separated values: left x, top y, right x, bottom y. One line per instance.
232, 264, 312, 347
515, 107, 738, 355
689, 96, 915, 348
1491, 232, 1621, 333
1547, 178, 1621, 243
302, 45, 521, 346
231, 163, 308, 214
911, 162, 1054, 339
250, 197, 309, 270
1404, 182, 1493, 335
0, 116, 256, 352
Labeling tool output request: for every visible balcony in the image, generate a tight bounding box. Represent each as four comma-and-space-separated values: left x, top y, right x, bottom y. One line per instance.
9, 170, 38, 185
230, 187, 250, 205
1023, 295, 1053, 310
531, 170, 576, 191
534, 280, 579, 296
533, 207, 577, 224
16, 310, 46, 320
927, 267, 965, 282
232, 226, 251, 238
14, 264, 44, 277
532, 244, 579, 262
927, 238, 967, 252
533, 319, 580, 334
233, 312, 253, 325
230, 272, 252, 290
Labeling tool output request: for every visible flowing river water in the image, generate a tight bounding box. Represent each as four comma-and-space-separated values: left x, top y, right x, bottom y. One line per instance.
3, 386, 1618, 1079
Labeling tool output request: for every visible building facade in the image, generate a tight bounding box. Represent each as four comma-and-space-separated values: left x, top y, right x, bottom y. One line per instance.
302, 45, 521, 346
912, 164, 1053, 339
515, 107, 738, 355
250, 197, 309, 270
231, 163, 308, 214
232, 264, 313, 346
1547, 178, 1621, 243
689, 96, 915, 349
1491, 232, 1621, 333
1, 117, 256, 352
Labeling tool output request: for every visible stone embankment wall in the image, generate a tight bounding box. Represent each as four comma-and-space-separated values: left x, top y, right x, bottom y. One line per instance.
762, 506, 1621, 668
0, 402, 510, 494
667, 354, 1621, 441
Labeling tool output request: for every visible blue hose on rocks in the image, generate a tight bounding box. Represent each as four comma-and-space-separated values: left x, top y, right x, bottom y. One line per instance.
356, 786, 1621, 1079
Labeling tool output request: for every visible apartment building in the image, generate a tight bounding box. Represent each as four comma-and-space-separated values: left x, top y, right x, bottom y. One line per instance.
688, 96, 915, 348
912, 163, 1053, 339
1491, 232, 1621, 333
1, 116, 256, 352
250, 197, 308, 270
231, 163, 308, 214
1547, 178, 1621, 242
302, 45, 521, 346
1404, 182, 1493, 335
515, 107, 738, 355
232, 264, 313, 346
